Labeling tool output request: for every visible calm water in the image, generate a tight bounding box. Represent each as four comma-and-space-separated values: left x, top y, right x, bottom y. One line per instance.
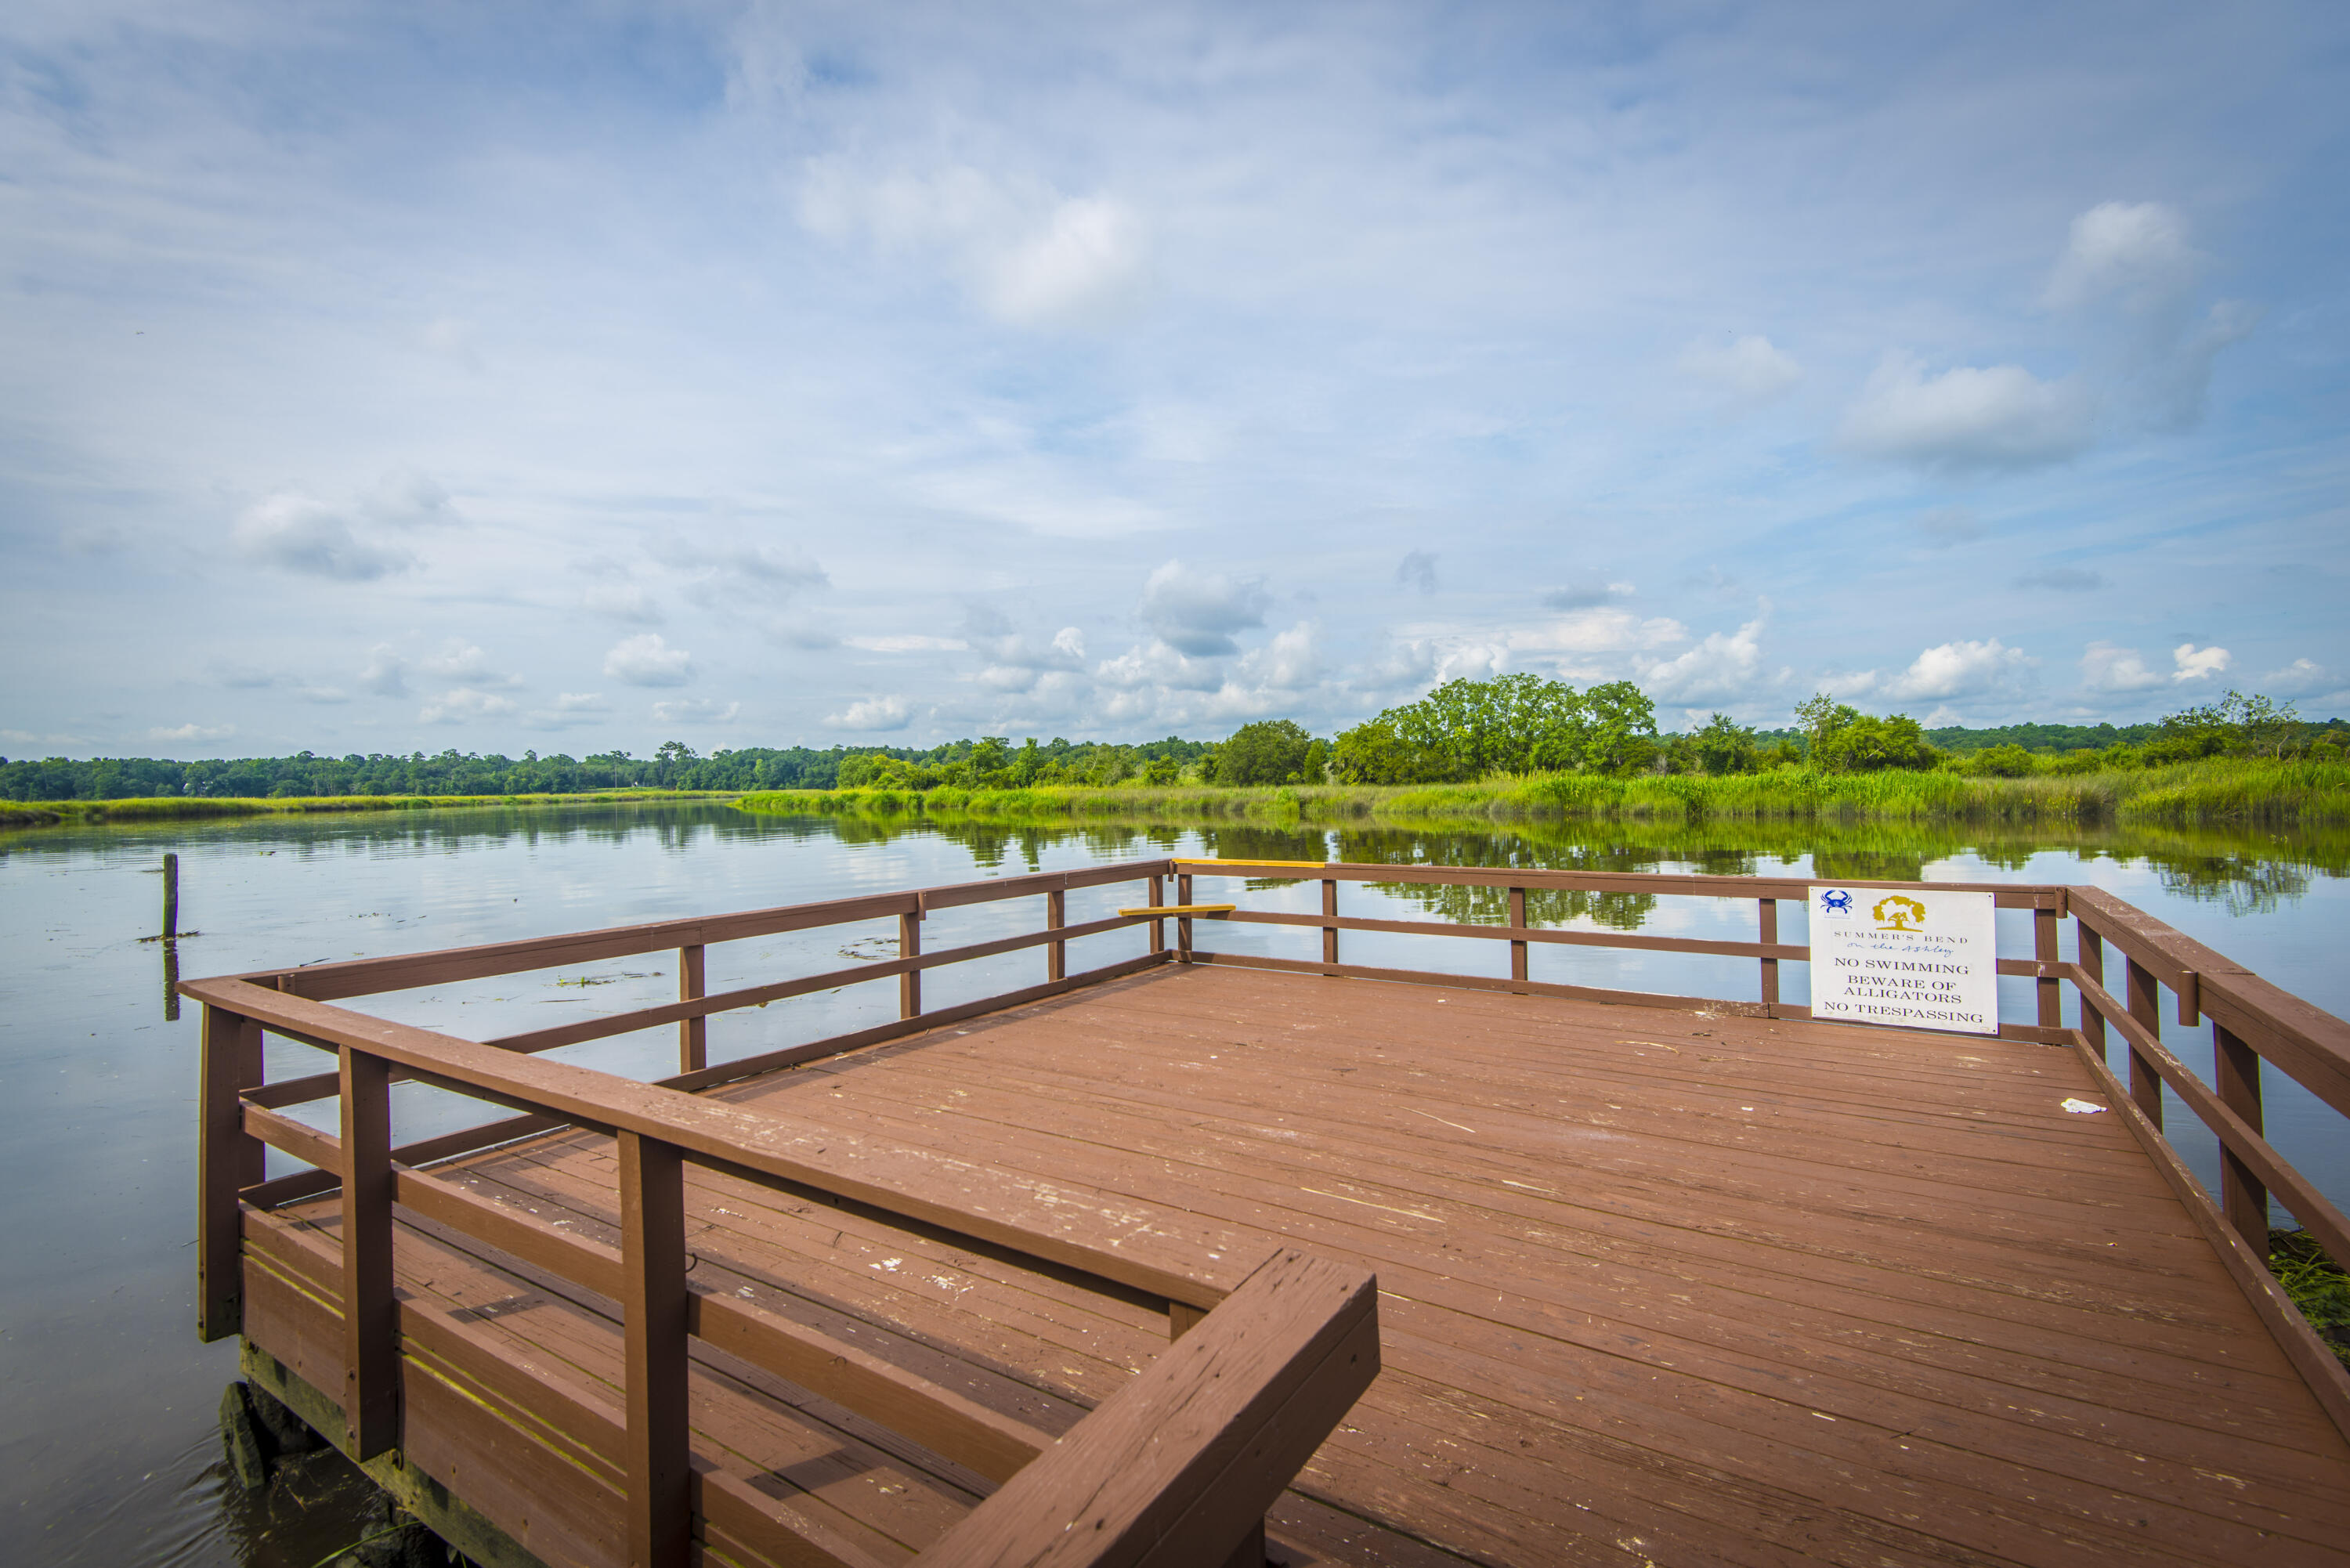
3, 800, 2345, 1565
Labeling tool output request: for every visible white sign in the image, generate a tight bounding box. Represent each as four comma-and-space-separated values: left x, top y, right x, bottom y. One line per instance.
1807, 885, 1998, 1035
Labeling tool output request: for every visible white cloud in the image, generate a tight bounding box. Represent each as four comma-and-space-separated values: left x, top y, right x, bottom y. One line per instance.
420, 641, 518, 685
603, 633, 694, 687
827, 695, 911, 731
294, 685, 348, 704
1234, 623, 1322, 692
801, 161, 1148, 330
362, 467, 462, 529
1512, 607, 1686, 656
845, 634, 969, 653
1139, 560, 1270, 656
357, 645, 407, 698
651, 697, 741, 724
148, 722, 234, 742
1838, 352, 2095, 471
1881, 638, 2034, 700
2081, 642, 2167, 692
2171, 642, 2230, 682
233, 493, 411, 580
1539, 582, 1635, 610
1640, 616, 1770, 703
2045, 201, 2202, 313
520, 692, 611, 731
419, 688, 519, 723
1677, 334, 1801, 400
2261, 658, 2334, 697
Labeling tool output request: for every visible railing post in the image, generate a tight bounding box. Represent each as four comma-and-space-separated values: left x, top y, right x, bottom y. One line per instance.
1509, 887, 1529, 988
2034, 900, 2061, 1030
1046, 889, 1066, 982
1321, 878, 1340, 970
1177, 872, 1194, 961
678, 945, 707, 1074
899, 908, 923, 1019
2214, 1024, 2269, 1251
2125, 958, 2165, 1129
197, 1005, 265, 1342
2078, 927, 2106, 1054
620, 1131, 690, 1568
1148, 874, 1166, 956
1756, 898, 1777, 1015
340, 1046, 398, 1458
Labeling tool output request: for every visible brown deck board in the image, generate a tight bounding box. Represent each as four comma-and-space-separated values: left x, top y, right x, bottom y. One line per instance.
251, 960, 2350, 1567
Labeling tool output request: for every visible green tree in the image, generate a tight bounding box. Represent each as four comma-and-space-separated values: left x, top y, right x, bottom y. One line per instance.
1813, 713, 1938, 771
1689, 713, 1760, 775
1582, 681, 1660, 775
1214, 720, 1317, 785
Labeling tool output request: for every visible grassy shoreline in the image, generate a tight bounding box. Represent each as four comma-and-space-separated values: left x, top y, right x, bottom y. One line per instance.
0, 788, 736, 828
734, 757, 2350, 829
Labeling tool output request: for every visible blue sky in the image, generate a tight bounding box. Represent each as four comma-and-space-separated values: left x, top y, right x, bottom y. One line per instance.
3, 1, 2345, 757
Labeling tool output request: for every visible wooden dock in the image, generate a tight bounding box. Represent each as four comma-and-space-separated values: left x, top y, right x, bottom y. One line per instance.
186, 858, 2350, 1567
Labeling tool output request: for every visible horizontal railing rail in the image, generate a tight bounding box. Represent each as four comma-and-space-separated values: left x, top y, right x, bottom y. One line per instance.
191, 854, 2350, 1559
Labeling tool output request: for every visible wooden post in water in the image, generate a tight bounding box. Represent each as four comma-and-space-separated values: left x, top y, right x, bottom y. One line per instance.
163, 853, 179, 939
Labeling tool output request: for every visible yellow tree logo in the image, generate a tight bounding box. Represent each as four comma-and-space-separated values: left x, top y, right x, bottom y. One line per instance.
1873, 894, 1926, 932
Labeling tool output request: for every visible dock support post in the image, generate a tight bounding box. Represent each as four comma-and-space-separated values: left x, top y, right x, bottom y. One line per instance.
899, 910, 923, 1019
1321, 878, 1339, 969
2125, 958, 2164, 1129
1148, 875, 1166, 956
2214, 1024, 2269, 1249
197, 1005, 264, 1341
2034, 901, 2062, 1030
1177, 873, 1194, 960
620, 1132, 690, 1568
1509, 887, 1528, 988
163, 851, 179, 938
1756, 898, 1777, 1014
1047, 889, 1066, 981
340, 1046, 399, 1459
677, 945, 706, 1075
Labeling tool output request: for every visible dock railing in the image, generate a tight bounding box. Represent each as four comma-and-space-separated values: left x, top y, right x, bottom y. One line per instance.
187, 854, 2350, 1561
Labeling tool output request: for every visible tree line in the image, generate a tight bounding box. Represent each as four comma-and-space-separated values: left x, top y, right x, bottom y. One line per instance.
4, 685, 2341, 802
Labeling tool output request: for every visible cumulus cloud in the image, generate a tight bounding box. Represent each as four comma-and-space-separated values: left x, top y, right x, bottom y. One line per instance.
521, 692, 611, 731
1640, 616, 1771, 703
603, 633, 694, 687
652, 697, 741, 724
2014, 567, 2104, 591
233, 493, 413, 580
800, 161, 1149, 330
363, 467, 462, 529
2080, 642, 2166, 692
149, 722, 234, 742
1880, 638, 2035, 700
960, 608, 1086, 692
827, 695, 911, 731
1838, 352, 2095, 472
2171, 642, 2231, 682
2045, 201, 2202, 314
421, 641, 518, 686
845, 634, 970, 653
358, 646, 407, 698
1396, 551, 1438, 594
1676, 334, 1801, 401
1513, 606, 1686, 656
2261, 659, 2335, 696
1139, 560, 1270, 656
419, 688, 518, 723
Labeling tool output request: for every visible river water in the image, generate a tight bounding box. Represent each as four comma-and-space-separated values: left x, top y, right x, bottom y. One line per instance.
3, 800, 2344, 1566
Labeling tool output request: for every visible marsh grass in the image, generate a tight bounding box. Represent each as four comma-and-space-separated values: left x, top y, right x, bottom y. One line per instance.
733, 757, 2350, 830
0, 788, 733, 827
2271, 1229, 2350, 1368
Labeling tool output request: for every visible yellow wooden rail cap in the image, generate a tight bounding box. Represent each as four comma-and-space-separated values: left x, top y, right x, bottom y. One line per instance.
1175, 858, 1329, 869
1117, 904, 1238, 918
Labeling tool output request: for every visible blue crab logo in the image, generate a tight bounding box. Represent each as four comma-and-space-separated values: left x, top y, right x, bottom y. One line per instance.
1820, 889, 1854, 916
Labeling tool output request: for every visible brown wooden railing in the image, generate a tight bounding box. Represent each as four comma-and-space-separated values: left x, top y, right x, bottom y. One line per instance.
189, 854, 2350, 1559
